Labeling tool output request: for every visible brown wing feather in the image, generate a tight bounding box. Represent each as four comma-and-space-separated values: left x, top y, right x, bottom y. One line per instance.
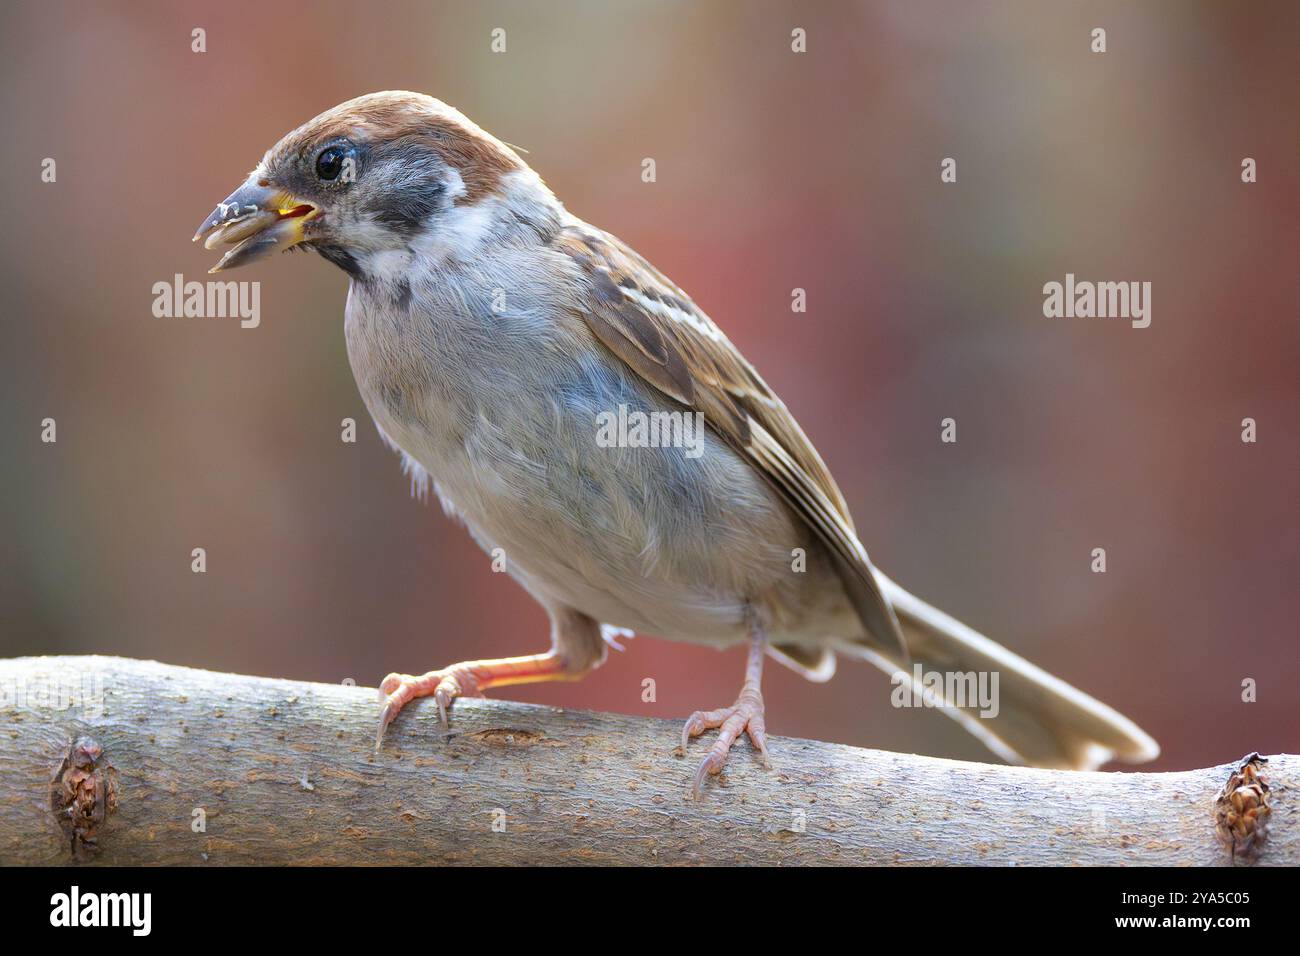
558, 221, 906, 657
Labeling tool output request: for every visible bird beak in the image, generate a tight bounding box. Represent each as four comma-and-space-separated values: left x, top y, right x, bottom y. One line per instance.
193, 179, 319, 273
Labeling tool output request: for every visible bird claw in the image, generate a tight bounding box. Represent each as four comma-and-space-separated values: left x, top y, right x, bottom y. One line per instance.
375, 668, 478, 750
680, 691, 771, 798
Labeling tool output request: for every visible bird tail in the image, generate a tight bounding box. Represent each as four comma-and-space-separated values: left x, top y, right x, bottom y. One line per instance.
837, 571, 1159, 771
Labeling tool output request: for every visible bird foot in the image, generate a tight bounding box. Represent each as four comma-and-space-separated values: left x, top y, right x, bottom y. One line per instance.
376, 666, 481, 749
375, 652, 572, 750
680, 688, 771, 798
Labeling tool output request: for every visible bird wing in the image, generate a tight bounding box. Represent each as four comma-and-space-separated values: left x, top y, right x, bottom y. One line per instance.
557, 221, 906, 657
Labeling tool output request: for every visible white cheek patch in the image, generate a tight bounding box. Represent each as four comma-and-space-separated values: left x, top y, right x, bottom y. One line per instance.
442, 201, 498, 251
431, 168, 558, 260
411, 197, 501, 266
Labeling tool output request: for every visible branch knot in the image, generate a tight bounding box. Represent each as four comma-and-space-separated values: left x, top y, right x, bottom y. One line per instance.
1214, 752, 1271, 864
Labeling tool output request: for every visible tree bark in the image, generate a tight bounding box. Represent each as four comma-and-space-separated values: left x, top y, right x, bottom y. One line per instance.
0, 655, 1291, 866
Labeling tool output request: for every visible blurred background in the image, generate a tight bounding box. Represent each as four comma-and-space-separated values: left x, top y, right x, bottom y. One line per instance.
1, 1, 1296, 771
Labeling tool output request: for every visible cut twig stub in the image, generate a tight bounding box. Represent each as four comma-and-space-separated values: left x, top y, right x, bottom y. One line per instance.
1214, 752, 1271, 864
49, 736, 119, 861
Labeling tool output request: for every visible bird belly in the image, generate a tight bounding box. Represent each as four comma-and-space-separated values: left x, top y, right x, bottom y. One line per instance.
390, 406, 799, 644
354, 364, 827, 646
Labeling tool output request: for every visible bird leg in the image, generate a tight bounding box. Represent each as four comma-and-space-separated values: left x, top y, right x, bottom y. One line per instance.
377, 610, 607, 749
681, 625, 771, 797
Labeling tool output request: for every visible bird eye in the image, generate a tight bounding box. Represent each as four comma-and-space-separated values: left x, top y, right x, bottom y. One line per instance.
315, 146, 345, 181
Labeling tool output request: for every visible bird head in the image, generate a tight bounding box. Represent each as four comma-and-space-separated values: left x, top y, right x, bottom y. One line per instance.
193, 91, 554, 279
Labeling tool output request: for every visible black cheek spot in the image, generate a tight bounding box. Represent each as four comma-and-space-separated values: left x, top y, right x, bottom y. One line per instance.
368, 179, 446, 237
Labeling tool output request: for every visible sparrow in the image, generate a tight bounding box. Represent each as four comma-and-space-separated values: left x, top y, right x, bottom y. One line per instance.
194, 92, 1158, 794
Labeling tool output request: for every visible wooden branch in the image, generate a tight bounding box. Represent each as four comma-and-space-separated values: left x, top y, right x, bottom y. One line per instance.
0, 656, 1292, 866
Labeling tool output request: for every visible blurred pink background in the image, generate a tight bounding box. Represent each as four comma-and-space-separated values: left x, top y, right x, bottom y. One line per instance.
2, 1, 1296, 771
